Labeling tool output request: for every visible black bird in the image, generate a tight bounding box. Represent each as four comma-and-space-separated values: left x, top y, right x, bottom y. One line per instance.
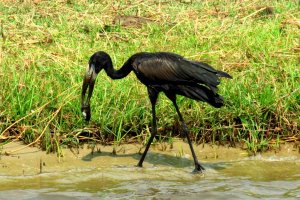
81, 51, 232, 172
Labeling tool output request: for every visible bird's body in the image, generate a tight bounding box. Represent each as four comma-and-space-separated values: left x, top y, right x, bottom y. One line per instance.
130, 52, 230, 107
81, 51, 232, 172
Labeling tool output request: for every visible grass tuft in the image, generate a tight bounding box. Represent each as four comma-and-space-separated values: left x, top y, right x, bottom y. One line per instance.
0, 0, 299, 154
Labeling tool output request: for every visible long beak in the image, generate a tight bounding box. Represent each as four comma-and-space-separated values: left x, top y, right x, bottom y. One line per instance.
81, 64, 97, 121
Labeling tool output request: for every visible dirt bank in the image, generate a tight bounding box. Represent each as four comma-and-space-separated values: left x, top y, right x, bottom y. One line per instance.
0, 140, 299, 176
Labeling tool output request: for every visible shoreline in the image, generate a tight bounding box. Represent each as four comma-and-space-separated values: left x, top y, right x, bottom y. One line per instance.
0, 140, 299, 177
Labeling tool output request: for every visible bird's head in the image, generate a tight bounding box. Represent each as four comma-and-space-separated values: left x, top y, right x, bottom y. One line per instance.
81, 51, 111, 121
88, 51, 111, 74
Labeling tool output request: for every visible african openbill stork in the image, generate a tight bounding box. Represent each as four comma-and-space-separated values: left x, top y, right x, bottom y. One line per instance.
81, 51, 232, 172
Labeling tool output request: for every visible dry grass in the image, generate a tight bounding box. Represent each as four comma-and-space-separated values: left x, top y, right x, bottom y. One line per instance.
0, 0, 299, 154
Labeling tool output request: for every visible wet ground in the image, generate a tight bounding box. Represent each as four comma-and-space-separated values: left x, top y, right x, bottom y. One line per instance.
0, 141, 299, 199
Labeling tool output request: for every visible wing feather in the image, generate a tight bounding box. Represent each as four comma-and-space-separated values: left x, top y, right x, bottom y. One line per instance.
132, 52, 229, 93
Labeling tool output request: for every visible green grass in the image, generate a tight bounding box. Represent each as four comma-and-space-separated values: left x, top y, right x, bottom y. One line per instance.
0, 0, 299, 154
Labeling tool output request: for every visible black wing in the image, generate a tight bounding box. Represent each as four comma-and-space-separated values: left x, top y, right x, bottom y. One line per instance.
132, 52, 231, 93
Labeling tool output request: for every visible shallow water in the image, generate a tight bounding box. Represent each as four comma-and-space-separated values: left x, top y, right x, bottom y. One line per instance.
1, 154, 300, 199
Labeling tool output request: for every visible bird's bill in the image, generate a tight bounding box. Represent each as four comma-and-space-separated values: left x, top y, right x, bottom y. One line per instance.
81, 64, 97, 121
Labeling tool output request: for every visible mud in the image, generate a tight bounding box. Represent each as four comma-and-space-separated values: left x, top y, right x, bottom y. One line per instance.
0, 140, 249, 176
0, 141, 299, 199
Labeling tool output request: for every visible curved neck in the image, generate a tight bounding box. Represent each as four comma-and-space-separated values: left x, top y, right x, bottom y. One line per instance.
104, 58, 132, 79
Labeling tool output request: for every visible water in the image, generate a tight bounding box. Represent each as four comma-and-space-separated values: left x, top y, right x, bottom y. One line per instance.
1, 155, 299, 199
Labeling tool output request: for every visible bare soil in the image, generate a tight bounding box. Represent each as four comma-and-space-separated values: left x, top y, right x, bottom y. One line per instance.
0, 140, 299, 176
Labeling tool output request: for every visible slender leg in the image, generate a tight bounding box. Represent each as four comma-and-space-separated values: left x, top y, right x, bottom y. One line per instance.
137, 87, 158, 167
166, 93, 205, 173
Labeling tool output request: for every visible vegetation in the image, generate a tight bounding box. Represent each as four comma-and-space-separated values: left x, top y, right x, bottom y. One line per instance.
0, 0, 299, 155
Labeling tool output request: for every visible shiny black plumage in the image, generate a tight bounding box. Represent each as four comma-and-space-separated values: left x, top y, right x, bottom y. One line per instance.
81, 51, 232, 172
130, 52, 231, 107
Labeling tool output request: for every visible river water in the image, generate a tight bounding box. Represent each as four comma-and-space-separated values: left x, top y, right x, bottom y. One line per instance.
1, 151, 299, 200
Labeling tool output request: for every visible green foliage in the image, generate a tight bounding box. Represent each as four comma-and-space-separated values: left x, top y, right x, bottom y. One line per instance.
0, 0, 299, 154
23, 128, 36, 145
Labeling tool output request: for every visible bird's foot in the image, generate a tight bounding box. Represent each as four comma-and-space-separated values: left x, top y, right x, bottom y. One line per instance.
192, 163, 205, 174
136, 162, 143, 168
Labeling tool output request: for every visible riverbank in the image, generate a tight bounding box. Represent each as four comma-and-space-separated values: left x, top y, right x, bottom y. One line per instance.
1, 140, 299, 177
1, 0, 299, 154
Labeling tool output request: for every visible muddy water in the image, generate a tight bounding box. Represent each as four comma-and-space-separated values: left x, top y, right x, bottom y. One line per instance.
0, 141, 299, 199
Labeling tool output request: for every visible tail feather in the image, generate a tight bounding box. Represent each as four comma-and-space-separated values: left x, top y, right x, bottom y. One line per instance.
189, 61, 233, 91
167, 84, 225, 108
217, 70, 232, 79
191, 61, 217, 73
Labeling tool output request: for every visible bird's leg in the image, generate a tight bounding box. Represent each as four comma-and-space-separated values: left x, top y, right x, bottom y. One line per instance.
137, 87, 158, 167
172, 100, 205, 173
137, 104, 157, 167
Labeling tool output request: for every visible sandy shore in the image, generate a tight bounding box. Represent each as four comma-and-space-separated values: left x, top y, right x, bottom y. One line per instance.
0, 140, 299, 176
